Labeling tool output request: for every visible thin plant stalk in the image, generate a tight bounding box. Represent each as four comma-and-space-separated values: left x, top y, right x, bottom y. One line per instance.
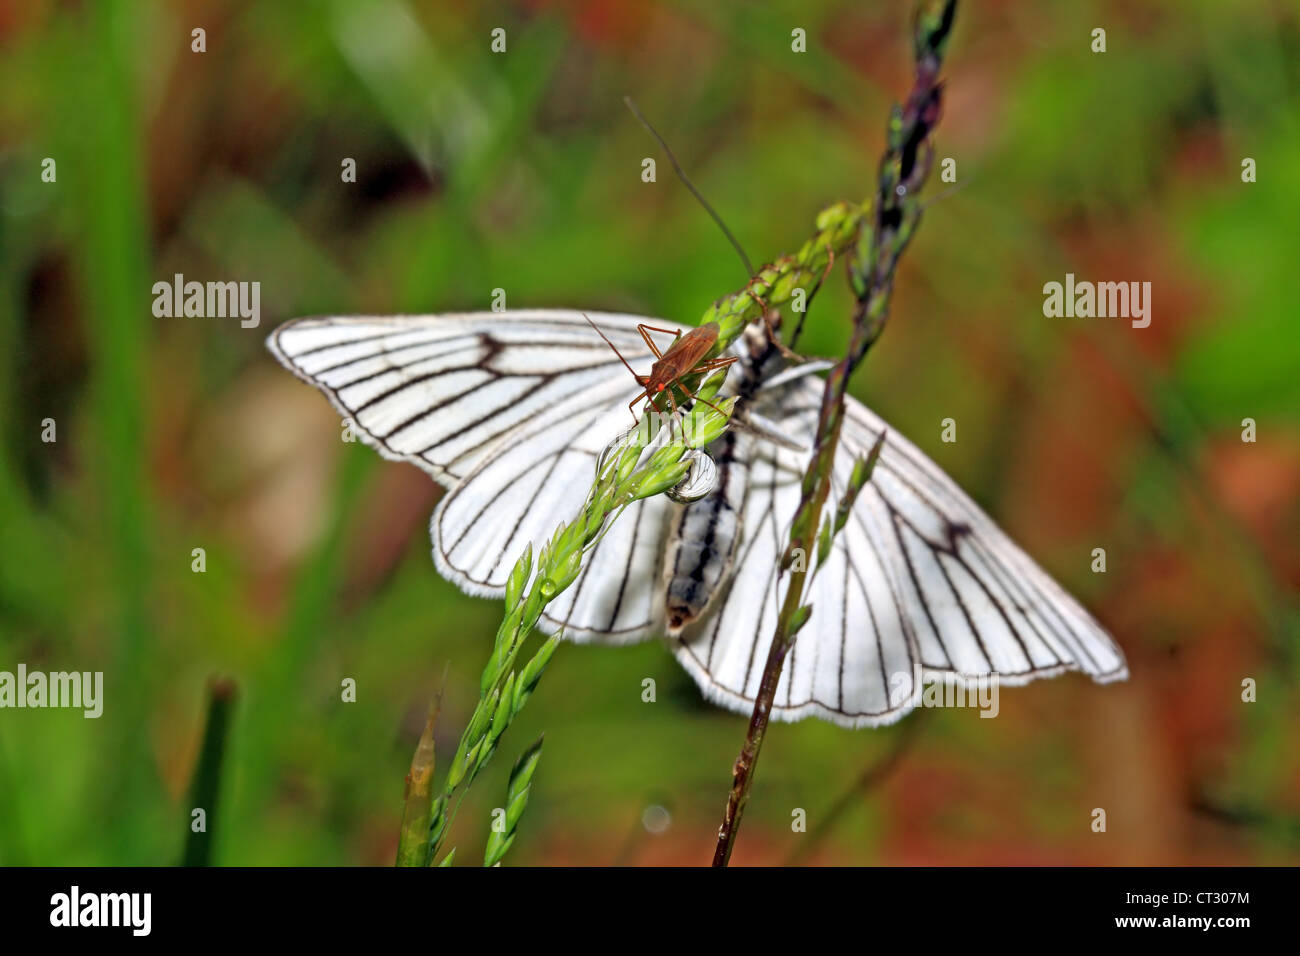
712, 0, 958, 867
415, 377, 736, 865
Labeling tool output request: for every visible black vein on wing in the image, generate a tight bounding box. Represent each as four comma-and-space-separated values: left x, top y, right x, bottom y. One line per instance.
887, 504, 954, 668
417, 367, 622, 467
930, 544, 995, 671
879, 453, 1095, 672
847, 474, 920, 671
861, 426, 1115, 680
849, 411, 1088, 672
379, 372, 520, 439
841, 403, 1118, 662
738, 451, 784, 695
279, 318, 652, 485
330, 339, 487, 388
960, 537, 1069, 670
445, 399, 608, 556
605, 497, 648, 631
486, 443, 573, 582
277, 313, 651, 361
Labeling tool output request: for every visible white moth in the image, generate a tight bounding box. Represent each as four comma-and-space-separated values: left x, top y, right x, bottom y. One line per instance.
267, 310, 1127, 728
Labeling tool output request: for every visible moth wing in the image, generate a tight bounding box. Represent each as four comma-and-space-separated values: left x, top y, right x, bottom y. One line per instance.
672, 376, 1127, 729
267, 310, 654, 486
430, 369, 673, 643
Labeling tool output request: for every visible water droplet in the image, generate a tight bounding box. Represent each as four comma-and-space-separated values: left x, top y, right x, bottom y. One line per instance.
539, 579, 557, 597
666, 450, 718, 503
641, 804, 671, 835
595, 424, 643, 480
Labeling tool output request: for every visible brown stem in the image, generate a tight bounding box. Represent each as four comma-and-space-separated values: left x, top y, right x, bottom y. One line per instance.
712, 0, 956, 867
711, 318, 862, 867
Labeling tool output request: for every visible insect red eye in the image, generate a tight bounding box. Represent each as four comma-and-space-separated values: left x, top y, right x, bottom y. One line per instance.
657, 384, 664, 392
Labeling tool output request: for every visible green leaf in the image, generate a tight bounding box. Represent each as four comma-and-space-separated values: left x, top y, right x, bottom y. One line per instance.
694, 365, 730, 403
815, 514, 832, 572
632, 461, 692, 501
515, 633, 560, 714
466, 688, 497, 744
445, 735, 480, 791
503, 543, 532, 612
493, 605, 524, 653
483, 831, 515, 868
427, 796, 448, 853
684, 396, 736, 449
506, 737, 544, 806
483, 736, 544, 867
480, 643, 504, 694
489, 673, 517, 744
789, 603, 813, 638
833, 430, 887, 537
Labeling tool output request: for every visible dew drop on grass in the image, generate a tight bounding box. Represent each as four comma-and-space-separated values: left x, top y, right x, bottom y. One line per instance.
666, 449, 718, 504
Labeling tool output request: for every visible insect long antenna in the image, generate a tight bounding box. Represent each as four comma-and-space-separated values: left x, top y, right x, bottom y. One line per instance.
585, 313, 644, 382
624, 96, 755, 282
919, 175, 973, 211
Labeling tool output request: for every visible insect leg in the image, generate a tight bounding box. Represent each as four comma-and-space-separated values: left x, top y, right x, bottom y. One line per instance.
745, 279, 806, 362
636, 324, 666, 358
684, 390, 731, 421
638, 324, 683, 359
628, 393, 647, 425
698, 356, 739, 372
665, 388, 682, 439
672, 373, 737, 446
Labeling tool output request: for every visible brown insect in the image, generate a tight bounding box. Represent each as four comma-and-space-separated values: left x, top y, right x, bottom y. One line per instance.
584, 316, 738, 423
